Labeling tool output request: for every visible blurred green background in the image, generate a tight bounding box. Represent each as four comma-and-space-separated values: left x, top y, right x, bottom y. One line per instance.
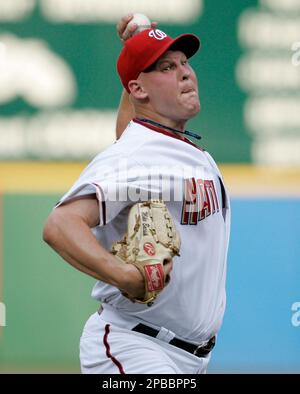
0, 0, 300, 373
0, 0, 257, 162
0, 193, 97, 372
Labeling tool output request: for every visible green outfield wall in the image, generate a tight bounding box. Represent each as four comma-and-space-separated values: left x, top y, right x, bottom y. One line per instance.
2, 0, 299, 165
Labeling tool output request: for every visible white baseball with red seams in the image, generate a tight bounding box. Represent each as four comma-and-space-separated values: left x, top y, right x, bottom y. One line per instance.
57, 119, 231, 374
127, 13, 151, 34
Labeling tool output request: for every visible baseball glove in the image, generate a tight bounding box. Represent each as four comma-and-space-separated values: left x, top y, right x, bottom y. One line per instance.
111, 200, 181, 306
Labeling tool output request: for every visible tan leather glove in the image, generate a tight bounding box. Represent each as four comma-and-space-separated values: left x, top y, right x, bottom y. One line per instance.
112, 200, 181, 306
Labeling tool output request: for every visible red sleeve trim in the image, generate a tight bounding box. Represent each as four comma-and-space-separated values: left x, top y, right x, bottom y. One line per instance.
92, 183, 106, 226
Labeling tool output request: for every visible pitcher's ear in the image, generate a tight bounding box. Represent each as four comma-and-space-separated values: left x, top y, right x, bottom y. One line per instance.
128, 80, 148, 100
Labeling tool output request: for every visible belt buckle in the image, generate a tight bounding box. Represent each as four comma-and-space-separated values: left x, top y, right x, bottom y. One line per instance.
193, 344, 204, 356
193, 336, 215, 357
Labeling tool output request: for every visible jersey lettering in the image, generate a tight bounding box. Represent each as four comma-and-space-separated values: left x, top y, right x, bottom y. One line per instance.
181, 178, 219, 225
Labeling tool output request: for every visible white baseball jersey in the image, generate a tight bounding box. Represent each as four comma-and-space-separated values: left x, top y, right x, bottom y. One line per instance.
58, 119, 231, 345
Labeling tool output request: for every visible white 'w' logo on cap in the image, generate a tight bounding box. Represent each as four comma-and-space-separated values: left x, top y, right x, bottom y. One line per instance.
149, 29, 167, 40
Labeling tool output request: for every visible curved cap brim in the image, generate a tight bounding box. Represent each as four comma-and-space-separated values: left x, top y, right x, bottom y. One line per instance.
169, 34, 201, 59
142, 33, 201, 72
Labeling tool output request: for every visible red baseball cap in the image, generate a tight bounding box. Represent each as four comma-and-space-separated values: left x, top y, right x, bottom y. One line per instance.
117, 28, 201, 93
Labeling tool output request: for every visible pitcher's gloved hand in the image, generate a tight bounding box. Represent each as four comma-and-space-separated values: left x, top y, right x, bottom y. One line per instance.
112, 200, 181, 306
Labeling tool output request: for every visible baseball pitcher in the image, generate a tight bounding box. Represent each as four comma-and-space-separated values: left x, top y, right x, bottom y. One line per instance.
43, 15, 230, 374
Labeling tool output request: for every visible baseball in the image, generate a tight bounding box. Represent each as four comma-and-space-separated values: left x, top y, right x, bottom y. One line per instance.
127, 13, 151, 35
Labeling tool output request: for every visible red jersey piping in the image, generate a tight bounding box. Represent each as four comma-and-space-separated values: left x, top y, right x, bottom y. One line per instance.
132, 118, 204, 152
